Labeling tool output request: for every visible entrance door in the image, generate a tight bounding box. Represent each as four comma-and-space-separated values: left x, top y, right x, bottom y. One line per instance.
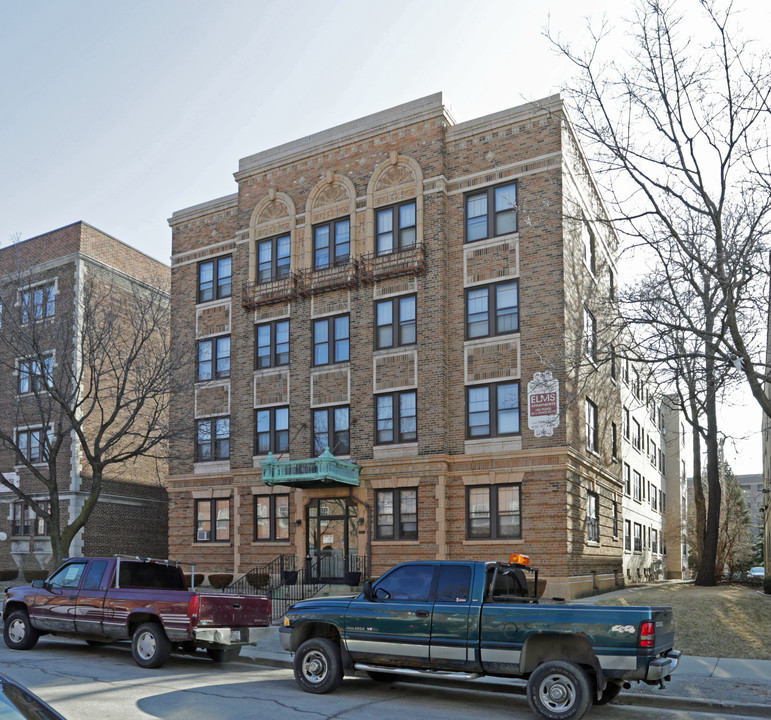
307, 498, 356, 583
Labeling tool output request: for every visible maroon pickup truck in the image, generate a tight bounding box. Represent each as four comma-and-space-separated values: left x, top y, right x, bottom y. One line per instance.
2, 556, 271, 668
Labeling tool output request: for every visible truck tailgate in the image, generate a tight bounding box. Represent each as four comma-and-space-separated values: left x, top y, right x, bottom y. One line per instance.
651, 606, 675, 654
197, 593, 270, 627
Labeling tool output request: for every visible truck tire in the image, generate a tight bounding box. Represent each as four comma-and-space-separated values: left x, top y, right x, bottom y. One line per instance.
527, 660, 592, 720
131, 622, 171, 669
293, 637, 343, 694
207, 646, 241, 663
3, 610, 40, 651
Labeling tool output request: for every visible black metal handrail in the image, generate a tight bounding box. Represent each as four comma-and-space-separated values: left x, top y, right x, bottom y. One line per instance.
227, 553, 367, 621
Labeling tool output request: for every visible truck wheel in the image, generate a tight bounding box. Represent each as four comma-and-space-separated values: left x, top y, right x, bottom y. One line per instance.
527, 660, 592, 720
3, 610, 40, 651
594, 680, 623, 705
207, 646, 241, 663
131, 623, 171, 669
294, 638, 343, 694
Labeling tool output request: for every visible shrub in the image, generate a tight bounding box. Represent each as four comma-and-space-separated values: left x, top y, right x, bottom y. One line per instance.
246, 572, 270, 589
0, 569, 19, 582
24, 570, 49, 582
184, 573, 205, 588
208, 573, 234, 589
764, 575, 771, 595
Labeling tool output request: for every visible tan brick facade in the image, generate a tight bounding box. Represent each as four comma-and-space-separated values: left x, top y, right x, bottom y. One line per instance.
168, 94, 623, 599
0, 223, 169, 574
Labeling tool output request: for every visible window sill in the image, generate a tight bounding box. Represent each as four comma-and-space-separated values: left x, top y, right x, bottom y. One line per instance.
193, 460, 230, 475
463, 230, 519, 248
251, 540, 291, 545
462, 538, 524, 545
311, 361, 351, 371
586, 541, 601, 547
373, 444, 418, 460
372, 539, 420, 545
465, 436, 521, 455
195, 296, 232, 309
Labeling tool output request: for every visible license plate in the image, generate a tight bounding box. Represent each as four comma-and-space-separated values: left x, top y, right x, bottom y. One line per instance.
231, 630, 241, 642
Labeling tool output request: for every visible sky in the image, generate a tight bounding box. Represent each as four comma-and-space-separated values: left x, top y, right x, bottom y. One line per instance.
1, 0, 768, 474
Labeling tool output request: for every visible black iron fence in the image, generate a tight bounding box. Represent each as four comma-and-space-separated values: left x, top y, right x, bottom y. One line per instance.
228, 554, 367, 621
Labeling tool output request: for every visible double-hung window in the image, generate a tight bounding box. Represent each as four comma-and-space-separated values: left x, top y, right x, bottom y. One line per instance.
582, 219, 596, 274
21, 283, 56, 323
375, 390, 416, 444
312, 406, 350, 456
197, 336, 230, 381
466, 484, 521, 539
465, 281, 519, 339
587, 492, 600, 543
624, 463, 631, 496
624, 519, 632, 551
584, 307, 597, 361
313, 218, 350, 269
255, 407, 289, 455
255, 320, 289, 369
198, 256, 232, 303
254, 495, 289, 541
585, 399, 598, 453
466, 382, 520, 438
313, 315, 349, 365
633, 470, 642, 502
17, 427, 48, 464
257, 235, 291, 283
18, 355, 54, 394
195, 417, 230, 462
375, 295, 416, 349
465, 183, 517, 242
375, 488, 418, 540
376, 201, 416, 255
195, 498, 229, 542
12, 501, 49, 537
633, 522, 642, 552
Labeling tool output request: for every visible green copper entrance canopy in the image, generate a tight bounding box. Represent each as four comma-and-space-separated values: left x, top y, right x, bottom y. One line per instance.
261, 448, 360, 488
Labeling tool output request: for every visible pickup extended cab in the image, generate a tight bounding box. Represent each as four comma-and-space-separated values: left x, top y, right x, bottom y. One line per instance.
3, 556, 271, 668
280, 559, 680, 720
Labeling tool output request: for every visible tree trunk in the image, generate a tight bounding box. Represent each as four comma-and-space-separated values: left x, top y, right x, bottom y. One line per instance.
689, 397, 706, 568
695, 349, 722, 586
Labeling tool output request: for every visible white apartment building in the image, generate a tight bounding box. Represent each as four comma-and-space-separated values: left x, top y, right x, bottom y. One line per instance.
619, 358, 689, 581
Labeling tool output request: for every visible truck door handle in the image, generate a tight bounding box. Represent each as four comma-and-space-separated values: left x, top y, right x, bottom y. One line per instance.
232, 603, 241, 609
415, 610, 430, 618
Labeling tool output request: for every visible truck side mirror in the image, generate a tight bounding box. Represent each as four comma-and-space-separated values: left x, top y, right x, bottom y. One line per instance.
31, 580, 47, 589
362, 580, 374, 601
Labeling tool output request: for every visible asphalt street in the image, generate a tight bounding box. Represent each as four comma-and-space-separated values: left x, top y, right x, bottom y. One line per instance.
0, 635, 767, 720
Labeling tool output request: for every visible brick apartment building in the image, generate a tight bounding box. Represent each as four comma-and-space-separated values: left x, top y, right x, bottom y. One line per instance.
0, 223, 169, 575
167, 93, 651, 599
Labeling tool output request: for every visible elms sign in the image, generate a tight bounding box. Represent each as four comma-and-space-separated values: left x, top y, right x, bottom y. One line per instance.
527, 371, 559, 437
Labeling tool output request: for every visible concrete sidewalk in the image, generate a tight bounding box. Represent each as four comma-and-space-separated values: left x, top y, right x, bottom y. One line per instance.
242, 626, 771, 717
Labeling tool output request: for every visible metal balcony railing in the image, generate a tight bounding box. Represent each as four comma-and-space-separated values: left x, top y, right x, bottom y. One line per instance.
242, 273, 298, 309
359, 243, 427, 283
297, 260, 359, 296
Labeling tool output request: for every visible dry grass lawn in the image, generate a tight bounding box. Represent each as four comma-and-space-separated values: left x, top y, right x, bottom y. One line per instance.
598, 582, 771, 659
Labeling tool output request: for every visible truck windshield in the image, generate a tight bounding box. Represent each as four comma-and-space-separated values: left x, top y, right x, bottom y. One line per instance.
118, 562, 187, 590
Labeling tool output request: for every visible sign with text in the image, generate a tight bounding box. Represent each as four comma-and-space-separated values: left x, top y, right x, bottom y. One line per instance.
0, 472, 20, 492
528, 371, 560, 437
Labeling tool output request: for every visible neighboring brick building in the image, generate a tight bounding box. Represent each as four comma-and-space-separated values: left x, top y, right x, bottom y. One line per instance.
0, 223, 169, 575
167, 94, 635, 599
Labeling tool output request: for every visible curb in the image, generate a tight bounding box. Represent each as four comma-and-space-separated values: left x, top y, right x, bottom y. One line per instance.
614, 693, 771, 718
235, 655, 771, 718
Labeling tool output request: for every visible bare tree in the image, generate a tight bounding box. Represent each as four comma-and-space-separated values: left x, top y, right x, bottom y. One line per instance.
547, 0, 771, 584
0, 262, 186, 566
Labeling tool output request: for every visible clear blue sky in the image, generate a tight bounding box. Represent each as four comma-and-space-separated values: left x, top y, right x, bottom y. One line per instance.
1, 0, 767, 474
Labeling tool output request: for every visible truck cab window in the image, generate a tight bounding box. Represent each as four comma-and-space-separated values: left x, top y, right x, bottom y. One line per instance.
435, 566, 471, 603
376, 564, 433, 601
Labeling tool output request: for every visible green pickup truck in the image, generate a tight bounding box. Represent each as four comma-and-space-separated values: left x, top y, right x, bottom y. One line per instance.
280, 559, 680, 720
